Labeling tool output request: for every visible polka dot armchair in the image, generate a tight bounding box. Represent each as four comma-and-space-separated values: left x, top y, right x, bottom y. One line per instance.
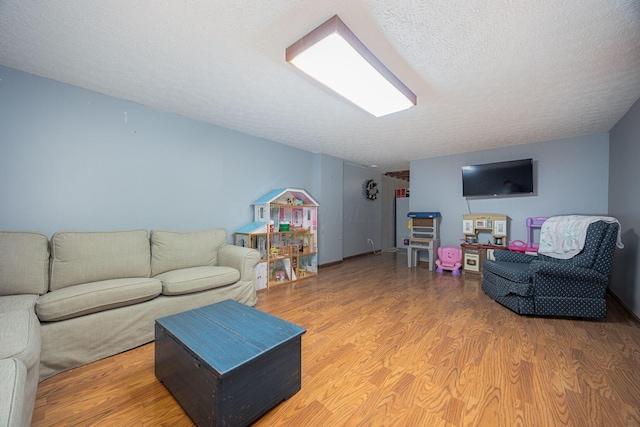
481, 221, 619, 318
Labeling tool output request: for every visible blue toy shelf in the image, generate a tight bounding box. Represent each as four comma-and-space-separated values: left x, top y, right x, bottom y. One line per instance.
407, 212, 441, 219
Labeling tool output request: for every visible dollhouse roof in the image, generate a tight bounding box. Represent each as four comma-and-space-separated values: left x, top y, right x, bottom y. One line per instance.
234, 221, 268, 234
252, 188, 319, 206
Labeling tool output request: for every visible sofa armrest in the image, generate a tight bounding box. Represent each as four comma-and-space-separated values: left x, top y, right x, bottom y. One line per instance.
0, 358, 27, 427
218, 244, 261, 282
530, 261, 607, 283
530, 261, 609, 298
493, 249, 537, 264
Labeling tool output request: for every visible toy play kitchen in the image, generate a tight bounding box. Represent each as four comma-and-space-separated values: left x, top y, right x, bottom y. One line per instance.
461, 213, 508, 275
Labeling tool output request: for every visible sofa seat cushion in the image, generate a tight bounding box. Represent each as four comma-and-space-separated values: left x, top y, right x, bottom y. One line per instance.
155, 266, 241, 296
36, 278, 162, 322
483, 260, 531, 283
0, 358, 27, 427
0, 295, 39, 313
0, 310, 40, 370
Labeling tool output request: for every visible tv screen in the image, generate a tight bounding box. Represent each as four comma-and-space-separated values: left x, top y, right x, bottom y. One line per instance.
462, 159, 534, 197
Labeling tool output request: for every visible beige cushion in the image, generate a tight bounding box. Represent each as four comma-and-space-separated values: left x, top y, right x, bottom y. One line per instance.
150, 229, 226, 276
155, 266, 241, 295
0, 232, 49, 296
36, 278, 162, 322
49, 230, 151, 291
0, 295, 39, 313
0, 310, 41, 370
0, 358, 27, 427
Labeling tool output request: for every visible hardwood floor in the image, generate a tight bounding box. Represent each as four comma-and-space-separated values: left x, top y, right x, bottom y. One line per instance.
33, 253, 640, 426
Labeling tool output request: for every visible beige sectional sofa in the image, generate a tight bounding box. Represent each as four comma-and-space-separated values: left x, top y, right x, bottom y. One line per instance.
0, 229, 260, 427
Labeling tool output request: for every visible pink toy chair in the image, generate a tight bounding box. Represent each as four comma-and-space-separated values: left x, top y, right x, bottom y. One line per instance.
435, 246, 462, 275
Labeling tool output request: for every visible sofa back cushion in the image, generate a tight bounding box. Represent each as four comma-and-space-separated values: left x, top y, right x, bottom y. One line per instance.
570, 221, 607, 269
537, 221, 612, 271
0, 231, 49, 296
150, 229, 226, 276
49, 230, 150, 291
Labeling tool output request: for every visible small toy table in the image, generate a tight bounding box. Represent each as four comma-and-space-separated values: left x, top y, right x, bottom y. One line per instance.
407, 212, 441, 270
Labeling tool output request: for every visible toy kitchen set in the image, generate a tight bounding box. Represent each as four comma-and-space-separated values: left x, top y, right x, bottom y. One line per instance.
461, 213, 508, 275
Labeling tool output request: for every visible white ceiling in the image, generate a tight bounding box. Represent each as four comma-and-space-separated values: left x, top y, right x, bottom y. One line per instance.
1, 1, 639, 172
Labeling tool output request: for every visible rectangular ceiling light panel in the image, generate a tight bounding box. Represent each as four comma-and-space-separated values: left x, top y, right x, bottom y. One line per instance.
286, 16, 416, 117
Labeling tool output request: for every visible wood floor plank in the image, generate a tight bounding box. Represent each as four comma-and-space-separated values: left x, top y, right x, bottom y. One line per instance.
33, 252, 640, 426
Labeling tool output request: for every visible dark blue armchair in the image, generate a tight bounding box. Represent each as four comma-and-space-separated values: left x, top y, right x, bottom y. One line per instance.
482, 221, 619, 318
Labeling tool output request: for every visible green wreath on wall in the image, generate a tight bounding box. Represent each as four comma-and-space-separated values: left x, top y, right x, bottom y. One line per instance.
364, 179, 379, 200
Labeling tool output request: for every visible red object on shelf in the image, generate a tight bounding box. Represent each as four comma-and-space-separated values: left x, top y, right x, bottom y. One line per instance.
396, 188, 410, 198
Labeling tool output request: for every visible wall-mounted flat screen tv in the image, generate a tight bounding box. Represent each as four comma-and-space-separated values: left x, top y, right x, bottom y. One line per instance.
462, 158, 534, 198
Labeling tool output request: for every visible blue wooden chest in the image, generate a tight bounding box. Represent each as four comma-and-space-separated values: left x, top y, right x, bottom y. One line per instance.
155, 300, 306, 427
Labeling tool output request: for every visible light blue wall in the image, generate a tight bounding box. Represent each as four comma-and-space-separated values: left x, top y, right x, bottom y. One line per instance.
343, 163, 382, 257
0, 65, 320, 239
2, 64, 629, 290
609, 98, 640, 318
410, 134, 610, 248
315, 154, 344, 264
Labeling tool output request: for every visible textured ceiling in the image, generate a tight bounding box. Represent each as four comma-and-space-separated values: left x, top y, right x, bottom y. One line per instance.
1, 1, 639, 172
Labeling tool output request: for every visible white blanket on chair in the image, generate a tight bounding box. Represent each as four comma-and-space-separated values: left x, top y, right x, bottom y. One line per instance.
538, 215, 624, 259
